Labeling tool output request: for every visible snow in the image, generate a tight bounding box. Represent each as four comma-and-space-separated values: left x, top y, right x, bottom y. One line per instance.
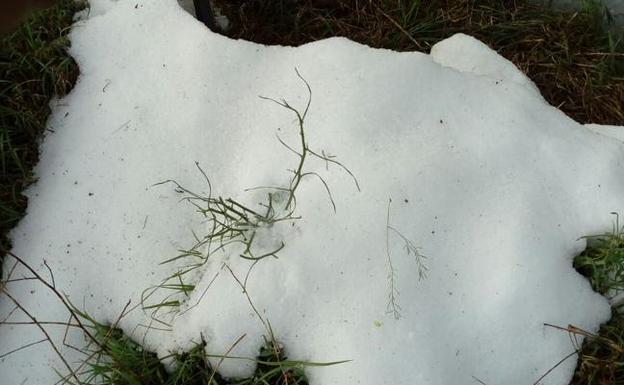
1, 0, 623, 384
587, 123, 624, 143
430, 33, 542, 98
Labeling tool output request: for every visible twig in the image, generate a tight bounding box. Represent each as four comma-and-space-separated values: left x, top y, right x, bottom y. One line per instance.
472, 376, 488, 385
532, 350, 578, 385
207, 334, 247, 385
1, 289, 80, 383
1, 249, 100, 346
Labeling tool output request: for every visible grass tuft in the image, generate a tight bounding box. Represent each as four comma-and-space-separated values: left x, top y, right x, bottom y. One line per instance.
575, 213, 624, 298
572, 214, 624, 384
80, 319, 311, 385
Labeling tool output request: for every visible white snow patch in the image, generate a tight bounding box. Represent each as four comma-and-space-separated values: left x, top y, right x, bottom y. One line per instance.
430, 33, 542, 98
1, 1, 623, 385
586, 123, 624, 142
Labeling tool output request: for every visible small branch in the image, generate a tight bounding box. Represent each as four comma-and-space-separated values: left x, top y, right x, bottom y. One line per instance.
1, 289, 80, 383
225, 263, 272, 338
1, 249, 100, 347
532, 350, 578, 385
207, 334, 247, 385
471, 376, 488, 385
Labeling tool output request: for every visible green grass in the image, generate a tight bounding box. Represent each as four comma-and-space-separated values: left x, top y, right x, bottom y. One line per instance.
73, 314, 340, 385
571, 214, 624, 384
76, 317, 311, 385
0, 0, 85, 276
575, 214, 624, 298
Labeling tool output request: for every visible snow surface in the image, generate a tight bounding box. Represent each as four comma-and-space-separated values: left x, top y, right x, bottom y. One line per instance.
1, 1, 623, 384
430, 34, 542, 98
587, 123, 624, 143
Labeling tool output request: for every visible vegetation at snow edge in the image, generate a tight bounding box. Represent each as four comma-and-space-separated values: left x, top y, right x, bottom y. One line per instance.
213, 0, 624, 125
576, 213, 624, 299
525, 213, 624, 384
0, 0, 623, 384
1, 249, 348, 385
0, 0, 85, 278
571, 213, 624, 384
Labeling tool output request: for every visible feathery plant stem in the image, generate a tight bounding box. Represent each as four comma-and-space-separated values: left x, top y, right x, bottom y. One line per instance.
385, 198, 401, 320
385, 197, 428, 320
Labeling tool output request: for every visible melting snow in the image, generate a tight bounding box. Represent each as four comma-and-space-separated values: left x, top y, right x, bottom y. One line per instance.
1, 1, 623, 384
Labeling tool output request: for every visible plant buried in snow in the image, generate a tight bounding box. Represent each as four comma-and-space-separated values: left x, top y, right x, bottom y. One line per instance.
145, 69, 360, 315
